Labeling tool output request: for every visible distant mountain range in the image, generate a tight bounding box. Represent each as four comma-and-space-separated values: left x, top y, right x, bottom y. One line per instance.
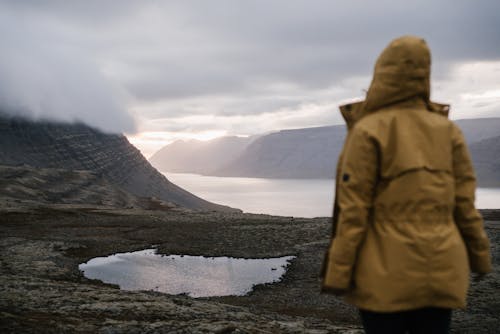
150, 118, 500, 187
469, 135, 500, 187
0, 114, 236, 211
150, 136, 256, 175
212, 126, 346, 179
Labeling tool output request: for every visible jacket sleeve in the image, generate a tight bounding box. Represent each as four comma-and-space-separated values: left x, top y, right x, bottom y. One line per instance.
452, 125, 492, 274
322, 126, 378, 290
319, 149, 344, 280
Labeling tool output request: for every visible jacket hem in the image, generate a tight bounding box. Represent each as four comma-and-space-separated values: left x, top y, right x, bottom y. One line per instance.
345, 297, 466, 312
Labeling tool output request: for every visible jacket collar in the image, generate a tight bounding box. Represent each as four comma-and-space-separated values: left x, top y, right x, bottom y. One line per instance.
339, 99, 450, 129
339, 101, 365, 130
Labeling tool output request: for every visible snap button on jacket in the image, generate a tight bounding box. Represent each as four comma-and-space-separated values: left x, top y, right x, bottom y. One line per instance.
321, 36, 492, 312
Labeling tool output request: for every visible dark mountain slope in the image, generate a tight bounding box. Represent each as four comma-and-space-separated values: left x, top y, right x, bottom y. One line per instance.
455, 118, 500, 144
0, 165, 138, 208
213, 125, 347, 179
213, 119, 500, 181
150, 118, 499, 182
0, 115, 235, 211
469, 135, 500, 187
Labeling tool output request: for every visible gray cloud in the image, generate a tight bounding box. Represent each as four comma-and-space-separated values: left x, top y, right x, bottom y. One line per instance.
0, 0, 499, 136
0, 3, 136, 133
116, 0, 500, 98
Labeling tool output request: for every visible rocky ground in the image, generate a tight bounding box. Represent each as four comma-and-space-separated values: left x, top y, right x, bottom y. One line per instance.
0, 205, 498, 333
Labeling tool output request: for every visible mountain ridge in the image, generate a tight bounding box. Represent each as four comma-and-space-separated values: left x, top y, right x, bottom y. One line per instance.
150, 118, 500, 187
469, 135, 500, 187
0, 114, 236, 211
149, 135, 256, 175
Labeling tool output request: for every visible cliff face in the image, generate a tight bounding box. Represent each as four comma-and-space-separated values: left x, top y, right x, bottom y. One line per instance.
469, 135, 500, 187
149, 118, 500, 186
212, 119, 500, 181
213, 125, 347, 179
454, 118, 500, 144
0, 115, 235, 211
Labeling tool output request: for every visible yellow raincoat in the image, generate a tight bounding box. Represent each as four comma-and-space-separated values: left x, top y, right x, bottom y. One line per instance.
321, 36, 492, 312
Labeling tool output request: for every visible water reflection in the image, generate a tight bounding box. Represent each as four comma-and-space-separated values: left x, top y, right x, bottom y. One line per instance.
79, 249, 295, 298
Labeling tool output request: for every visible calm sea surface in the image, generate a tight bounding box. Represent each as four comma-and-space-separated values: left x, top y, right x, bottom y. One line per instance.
164, 172, 500, 218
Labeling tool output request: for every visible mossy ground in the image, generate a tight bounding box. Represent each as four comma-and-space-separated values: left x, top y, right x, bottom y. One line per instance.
1, 206, 498, 333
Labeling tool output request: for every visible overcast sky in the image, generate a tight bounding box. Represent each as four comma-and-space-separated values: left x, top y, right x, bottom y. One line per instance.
1, 0, 499, 157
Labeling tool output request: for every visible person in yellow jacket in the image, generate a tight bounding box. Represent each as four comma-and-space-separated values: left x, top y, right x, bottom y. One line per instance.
321, 36, 492, 333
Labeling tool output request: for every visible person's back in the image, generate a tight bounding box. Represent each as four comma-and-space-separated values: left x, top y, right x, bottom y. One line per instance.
321, 36, 492, 333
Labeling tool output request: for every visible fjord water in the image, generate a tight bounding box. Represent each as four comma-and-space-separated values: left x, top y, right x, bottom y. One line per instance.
79, 249, 295, 297
164, 172, 500, 218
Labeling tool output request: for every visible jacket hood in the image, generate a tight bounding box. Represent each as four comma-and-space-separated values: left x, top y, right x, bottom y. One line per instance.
365, 35, 431, 112
340, 35, 449, 128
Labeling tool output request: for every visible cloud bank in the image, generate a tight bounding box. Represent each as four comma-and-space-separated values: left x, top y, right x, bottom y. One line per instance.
0, 7, 135, 133
0, 0, 499, 147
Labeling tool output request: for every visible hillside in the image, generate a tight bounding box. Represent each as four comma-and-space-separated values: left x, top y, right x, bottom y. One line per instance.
150, 118, 500, 186
0, 114, 235, 211
469, 135, 500, 187
0, 165, 136, 208
213, 125, 346, 178
455, 118, 500, 144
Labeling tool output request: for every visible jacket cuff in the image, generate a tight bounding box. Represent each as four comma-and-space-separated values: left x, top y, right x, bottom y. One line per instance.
470, 254, 493, 274
321, 259, 351, 291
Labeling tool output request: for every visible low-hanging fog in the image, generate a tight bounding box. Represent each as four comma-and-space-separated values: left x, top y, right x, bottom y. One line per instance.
0, 7, 135, 134
0, 0, 499, 146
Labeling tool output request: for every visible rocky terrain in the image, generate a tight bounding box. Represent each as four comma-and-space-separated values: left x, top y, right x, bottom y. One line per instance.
0, 114, 234, 212
0, 165, 138, 208
1, 114, 498, 333
0, 205, 498, 333
0, 165, 192, 212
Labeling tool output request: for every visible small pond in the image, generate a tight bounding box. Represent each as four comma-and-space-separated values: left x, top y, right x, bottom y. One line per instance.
79, 249, 295, 298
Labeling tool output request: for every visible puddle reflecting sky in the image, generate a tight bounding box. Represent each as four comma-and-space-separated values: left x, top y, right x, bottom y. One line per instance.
79, 249, 295, 298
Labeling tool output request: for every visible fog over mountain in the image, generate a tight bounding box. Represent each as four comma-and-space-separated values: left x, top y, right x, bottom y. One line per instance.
0, 11, 135, 134
150, 118, 500, 187
0, 114, 235, 211
2, 1, 500, 146
150, 136, 257, 175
